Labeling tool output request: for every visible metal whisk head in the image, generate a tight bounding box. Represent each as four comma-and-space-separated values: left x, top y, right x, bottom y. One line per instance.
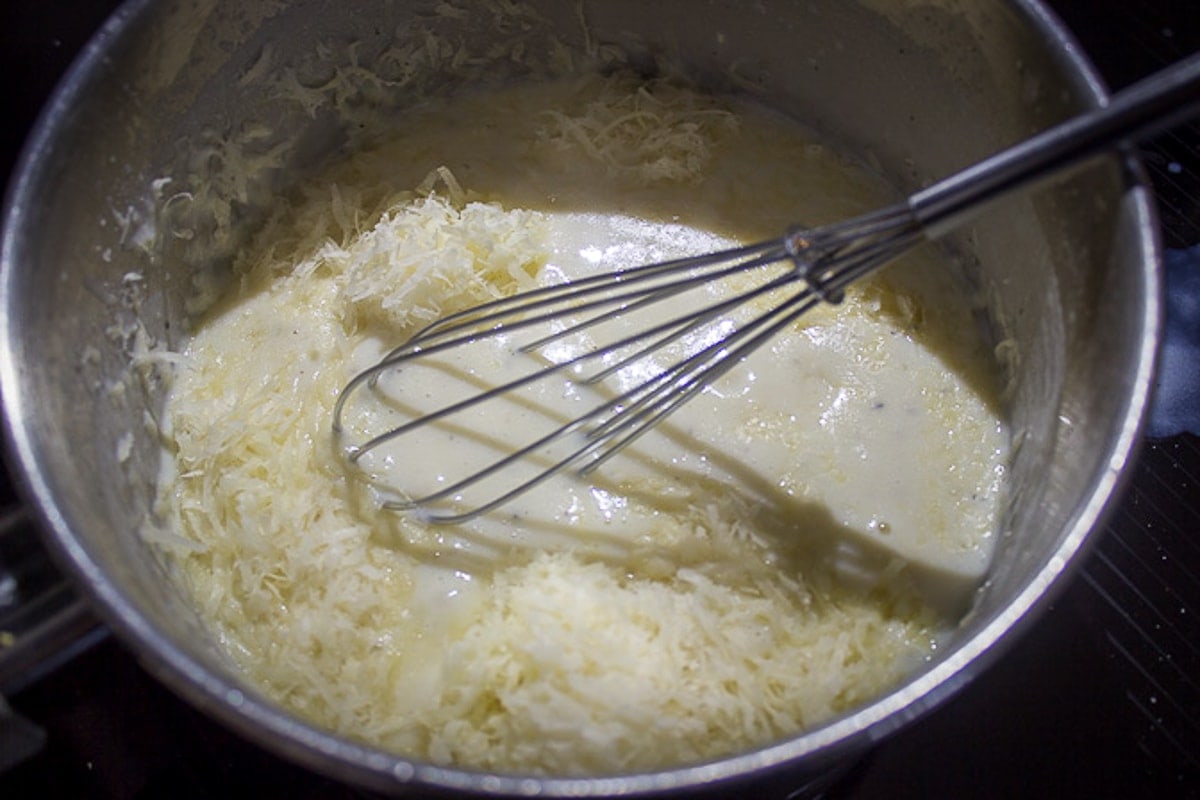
332, 51, 1200, 522
331, 204, 922, 523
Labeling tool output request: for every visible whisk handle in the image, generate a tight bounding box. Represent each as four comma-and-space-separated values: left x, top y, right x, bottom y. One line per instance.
910, 51, 1200, 238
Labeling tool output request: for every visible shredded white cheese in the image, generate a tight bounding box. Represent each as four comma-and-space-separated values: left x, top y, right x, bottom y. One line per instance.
153, 74, 1007, 775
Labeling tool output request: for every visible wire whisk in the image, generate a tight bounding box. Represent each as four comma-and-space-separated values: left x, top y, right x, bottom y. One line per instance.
333, 53, 1200, 523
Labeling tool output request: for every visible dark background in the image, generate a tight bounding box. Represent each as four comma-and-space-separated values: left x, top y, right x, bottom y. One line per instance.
2, 2, 1199, 797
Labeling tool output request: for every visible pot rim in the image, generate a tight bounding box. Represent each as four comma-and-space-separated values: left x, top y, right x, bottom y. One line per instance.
0, 0, 1162, 795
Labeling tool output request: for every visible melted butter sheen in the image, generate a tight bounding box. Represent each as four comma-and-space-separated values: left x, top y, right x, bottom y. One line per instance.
156, 74, 1008, 775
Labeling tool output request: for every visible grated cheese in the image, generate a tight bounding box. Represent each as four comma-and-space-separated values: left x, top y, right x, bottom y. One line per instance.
153, 73, 1007, 775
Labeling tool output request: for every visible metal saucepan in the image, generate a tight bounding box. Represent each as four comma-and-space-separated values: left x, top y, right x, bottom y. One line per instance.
0, 0, 1158, 795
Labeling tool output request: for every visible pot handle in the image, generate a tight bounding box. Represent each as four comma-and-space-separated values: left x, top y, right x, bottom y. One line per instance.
0, 507, 107, 697
1148, 245, 1200, 439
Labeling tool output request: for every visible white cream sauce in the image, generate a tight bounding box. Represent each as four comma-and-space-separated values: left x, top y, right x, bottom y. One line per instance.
341, 208, 1004, 616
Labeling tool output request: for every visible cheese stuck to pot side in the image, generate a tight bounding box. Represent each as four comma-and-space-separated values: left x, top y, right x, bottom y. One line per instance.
153, 73, 1008, 775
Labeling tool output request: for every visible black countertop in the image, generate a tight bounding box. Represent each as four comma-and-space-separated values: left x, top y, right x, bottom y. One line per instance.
2, 2, 1198, 797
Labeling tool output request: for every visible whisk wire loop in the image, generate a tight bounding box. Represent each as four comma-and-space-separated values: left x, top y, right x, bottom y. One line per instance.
372, 258, 834, 524
332, 240, 794, 459
332, 52, 1200, 522
332, 210, 917, 522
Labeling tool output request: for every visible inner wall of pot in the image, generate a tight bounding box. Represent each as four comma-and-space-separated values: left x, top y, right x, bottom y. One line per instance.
12, 0, 1142, 772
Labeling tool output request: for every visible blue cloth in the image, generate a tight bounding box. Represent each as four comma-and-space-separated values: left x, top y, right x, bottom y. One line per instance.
1148, 245, 1200, 438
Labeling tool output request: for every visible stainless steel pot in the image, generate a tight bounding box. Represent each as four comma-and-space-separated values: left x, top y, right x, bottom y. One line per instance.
0, 0, 1159, 795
